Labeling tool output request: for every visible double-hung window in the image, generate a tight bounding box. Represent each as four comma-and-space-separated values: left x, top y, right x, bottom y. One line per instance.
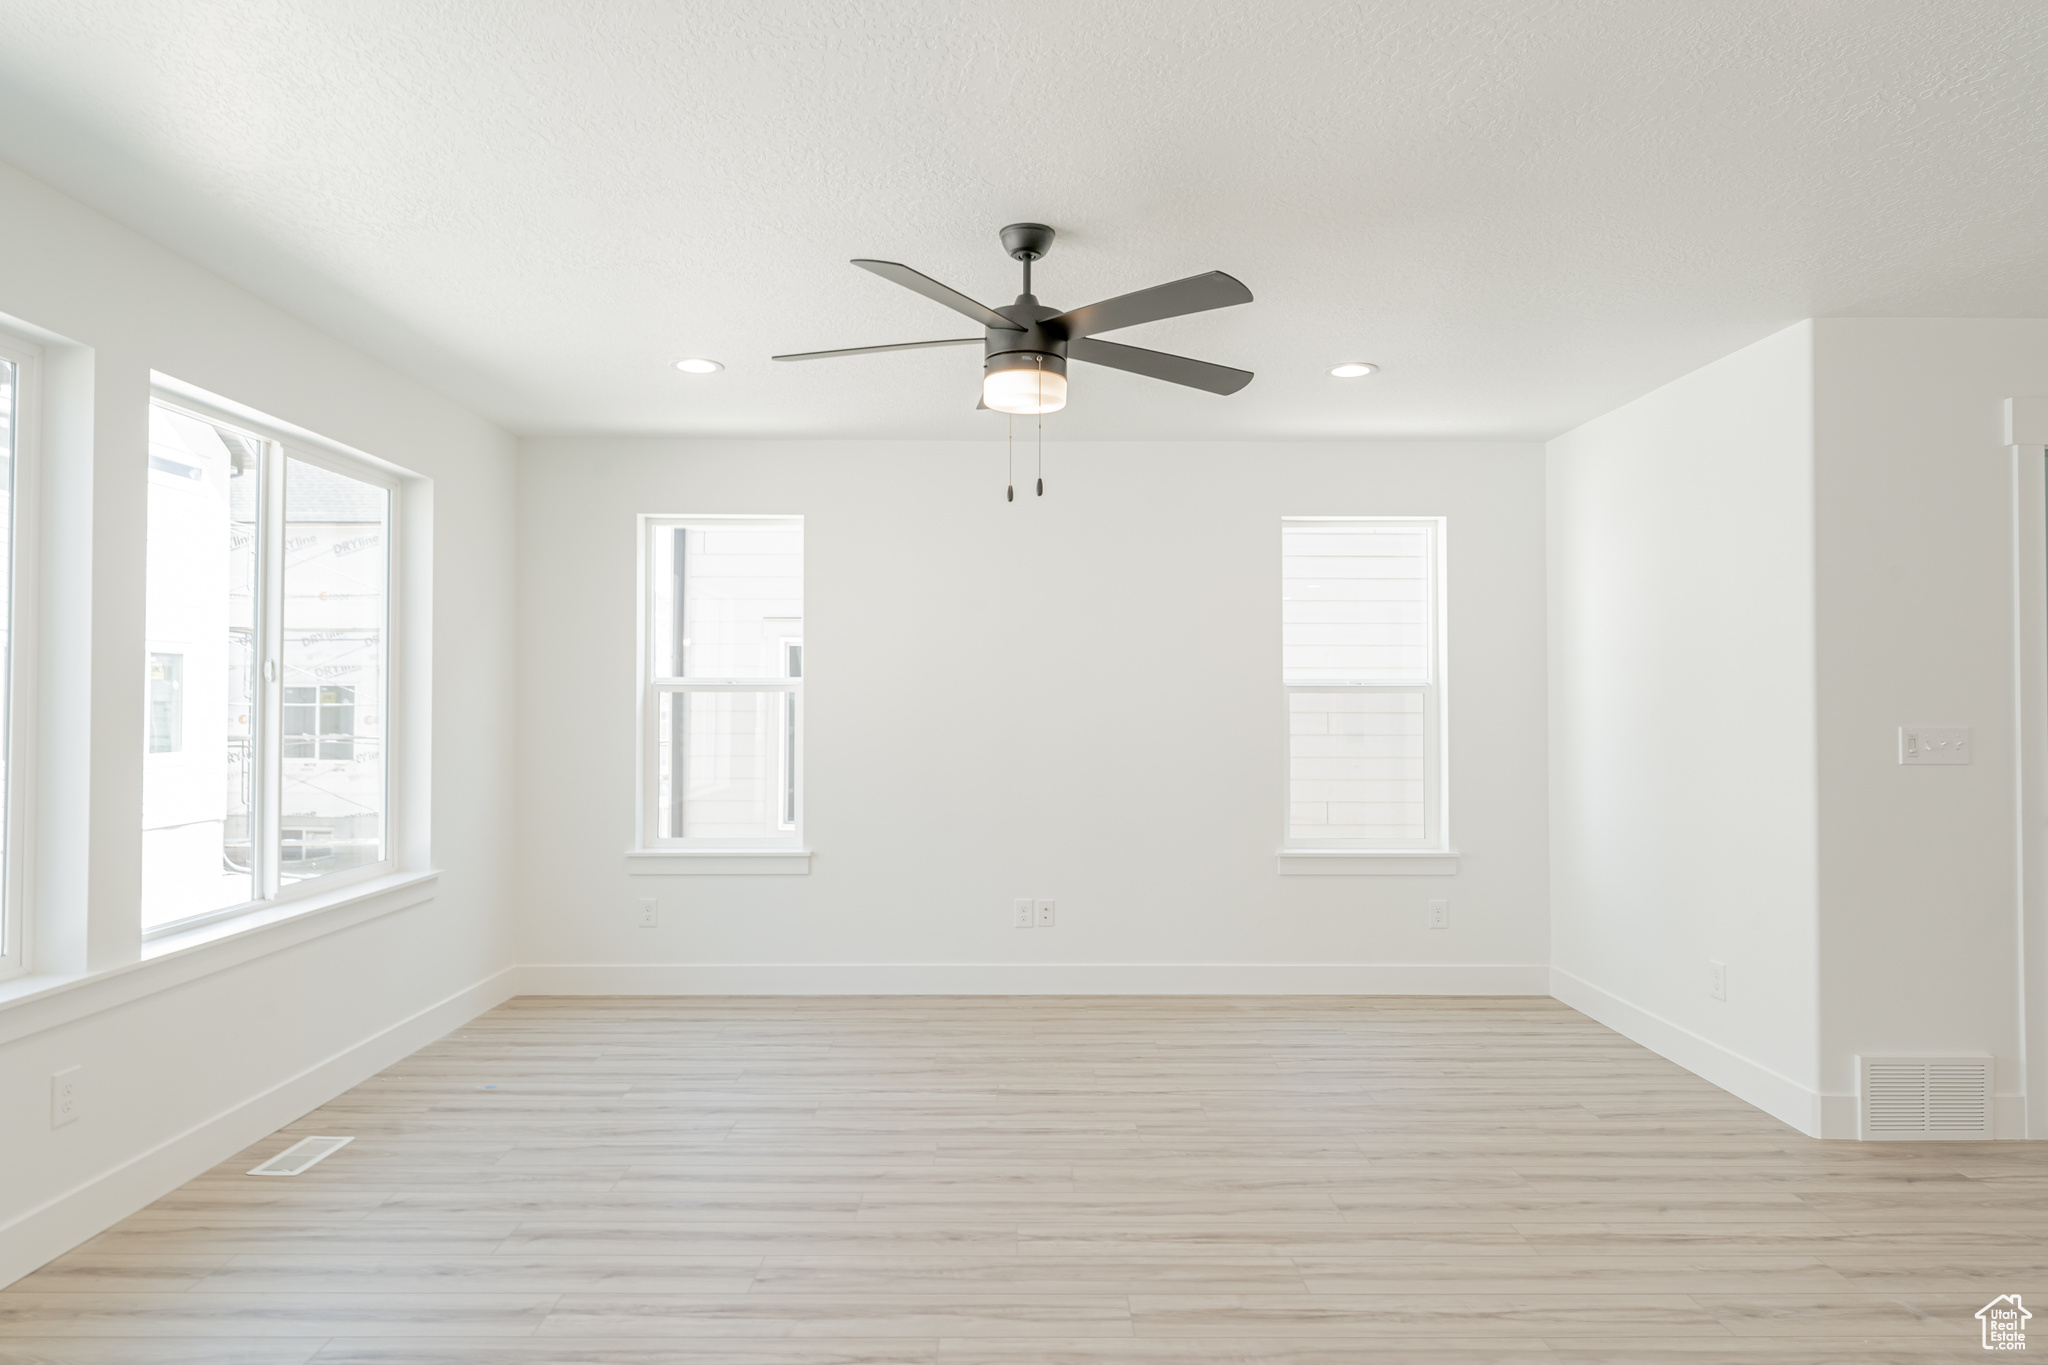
640, 516, 803, 849
1281, 517, 1447, 850
142, 394, 396, 935
0, 335, 32, 977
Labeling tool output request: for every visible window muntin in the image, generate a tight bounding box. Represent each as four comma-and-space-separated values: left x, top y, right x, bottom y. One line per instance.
1281, 518, 1446, 849
642, 517, 803, 848
143, 398, 394, 933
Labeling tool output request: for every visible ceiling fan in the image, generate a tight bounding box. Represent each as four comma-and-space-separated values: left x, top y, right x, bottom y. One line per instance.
772, 223, 1254, 416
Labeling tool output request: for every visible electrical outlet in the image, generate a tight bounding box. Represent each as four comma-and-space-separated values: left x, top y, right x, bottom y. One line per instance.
1427, 899, 1448, 929
636, 897, 659, 928
1710, 960, 1727, 1001
1014, 898, 1034, 928
1035, 898, 1056, 928
51, 1066, 79, 1128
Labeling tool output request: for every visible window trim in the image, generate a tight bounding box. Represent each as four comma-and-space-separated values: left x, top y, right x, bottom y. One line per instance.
0, 333, 40, 982
633, 514, 807, 862
141, 386, 405, 941
1279, 515, 1452, 857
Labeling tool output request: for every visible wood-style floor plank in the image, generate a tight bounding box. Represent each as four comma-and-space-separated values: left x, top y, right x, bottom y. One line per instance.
2, 995, 2039, 1362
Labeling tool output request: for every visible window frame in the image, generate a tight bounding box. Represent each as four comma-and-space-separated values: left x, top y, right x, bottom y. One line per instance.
142, 389, 403, 941
636, 514, 805, 853
1279, 515, 1450, 853
0, 332, 40, 982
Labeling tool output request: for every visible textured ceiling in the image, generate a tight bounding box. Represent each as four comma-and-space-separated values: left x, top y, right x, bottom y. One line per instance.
0, 1, 2044, 439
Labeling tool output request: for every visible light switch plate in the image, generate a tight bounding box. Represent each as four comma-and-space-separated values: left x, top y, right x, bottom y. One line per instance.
1035, 899, 1056, 928
1899, 727, 1970, 765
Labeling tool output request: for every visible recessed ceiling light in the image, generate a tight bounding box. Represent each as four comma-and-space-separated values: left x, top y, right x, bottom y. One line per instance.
674, 358, 723, 374
1328, 362, 1378, 378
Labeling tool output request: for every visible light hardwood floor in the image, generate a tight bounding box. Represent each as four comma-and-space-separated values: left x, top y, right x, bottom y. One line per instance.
3, 995, 2044, 1363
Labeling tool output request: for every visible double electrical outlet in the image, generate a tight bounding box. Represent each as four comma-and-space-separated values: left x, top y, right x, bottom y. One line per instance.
51, 1066, 79, 1129
1014, 898, 1056, 928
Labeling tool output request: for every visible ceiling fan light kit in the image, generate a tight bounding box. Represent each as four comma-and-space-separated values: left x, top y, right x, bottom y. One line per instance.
774, 221, 1254, 419
983, 361, 1066, 415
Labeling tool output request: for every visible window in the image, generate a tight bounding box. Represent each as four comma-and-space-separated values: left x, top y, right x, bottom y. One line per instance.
284, 684, 355, 760
143, 397, 394, 934
1281, 517, 1446, 849
640, 517, 803, 848
0, 337, 28, 976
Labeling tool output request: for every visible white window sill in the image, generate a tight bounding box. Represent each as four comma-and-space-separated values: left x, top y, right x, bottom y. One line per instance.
140, 870, 438, 957
626, 849, 811, 876
0, 869, 440, 1046
1277, 849, 1461, 876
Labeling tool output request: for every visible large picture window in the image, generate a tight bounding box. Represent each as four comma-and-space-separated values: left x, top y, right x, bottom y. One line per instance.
1281, 517, 1447, 850
143, 397, 393, 934
640, 516, 803, 848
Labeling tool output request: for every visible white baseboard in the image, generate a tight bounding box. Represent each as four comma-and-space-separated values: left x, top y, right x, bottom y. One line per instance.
1549, 965, 1823, 1137
1818, 1092, 1855, 1139
0, 965, 518, 1290
516, 961, 1552, 996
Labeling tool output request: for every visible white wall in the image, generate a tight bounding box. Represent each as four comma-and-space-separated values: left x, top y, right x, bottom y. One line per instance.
517, 437, 1548, 992
0, 159, 519, 1284
1550, 317, 2048, 1138
1811, 318, 2048, 1136
1546, 323, 1823, 1130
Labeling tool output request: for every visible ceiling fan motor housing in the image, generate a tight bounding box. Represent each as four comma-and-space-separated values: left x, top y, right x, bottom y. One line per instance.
984, 299, 1067, 382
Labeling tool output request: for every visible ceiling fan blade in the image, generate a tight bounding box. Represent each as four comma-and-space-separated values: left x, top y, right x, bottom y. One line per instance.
1067, 336, 1253, 395
1052, 271, 1252, 338
852, 260, 1022, 331
773, 337, 982, 362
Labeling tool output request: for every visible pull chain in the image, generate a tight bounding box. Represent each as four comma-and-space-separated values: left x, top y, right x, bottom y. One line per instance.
1035, 356, 1045, 497
1006, 412, 1014, 502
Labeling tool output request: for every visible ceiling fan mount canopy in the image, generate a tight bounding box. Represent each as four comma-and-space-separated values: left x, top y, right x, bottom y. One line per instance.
999, 221, 1056, 262
772, 222, 1254, 414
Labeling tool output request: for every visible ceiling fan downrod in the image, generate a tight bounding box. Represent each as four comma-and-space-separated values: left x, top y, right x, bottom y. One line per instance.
1002, 221, 1054, 301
